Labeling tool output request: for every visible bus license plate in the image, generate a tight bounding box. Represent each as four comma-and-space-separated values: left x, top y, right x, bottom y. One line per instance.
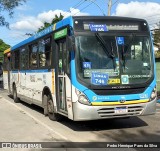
115, 107, 128, 114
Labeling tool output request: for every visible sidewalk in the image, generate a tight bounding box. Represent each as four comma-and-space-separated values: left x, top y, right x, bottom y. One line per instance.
0, 95, 64, 142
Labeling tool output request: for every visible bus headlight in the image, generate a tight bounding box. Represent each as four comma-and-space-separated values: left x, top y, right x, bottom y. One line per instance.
75, 88, 81, 96
78, 94, 91, 105
75, 88, 91, 105
149, 87, 157, 101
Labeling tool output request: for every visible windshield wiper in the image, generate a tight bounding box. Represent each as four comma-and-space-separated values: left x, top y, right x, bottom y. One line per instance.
119, 34, 135, 71
95, 33, 116, 70
124, 34, 135, 57
95, 33, 115, 58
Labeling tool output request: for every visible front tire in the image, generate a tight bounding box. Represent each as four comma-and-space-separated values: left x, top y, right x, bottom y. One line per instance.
45, 94, 62, 121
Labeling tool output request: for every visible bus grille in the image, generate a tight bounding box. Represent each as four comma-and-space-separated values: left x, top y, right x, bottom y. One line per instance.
97, 106, 144, 118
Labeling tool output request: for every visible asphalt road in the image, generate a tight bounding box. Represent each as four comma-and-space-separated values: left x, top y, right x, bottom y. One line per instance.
0, 86, 160, 151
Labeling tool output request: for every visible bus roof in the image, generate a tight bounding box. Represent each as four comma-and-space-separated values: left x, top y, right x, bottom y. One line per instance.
11, 16, 73, 51
72, 16, 147, 22
11, 16, 148, 51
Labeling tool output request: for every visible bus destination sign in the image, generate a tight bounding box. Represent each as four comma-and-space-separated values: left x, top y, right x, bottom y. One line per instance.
84, 24, 139, 31
89, 24, 108, 32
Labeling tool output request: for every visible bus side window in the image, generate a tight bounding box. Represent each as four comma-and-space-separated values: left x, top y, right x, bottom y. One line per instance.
30, 44, 38, 68
20, 48, 26, 69
12, 50, 20, 70
38, 37, 51, 67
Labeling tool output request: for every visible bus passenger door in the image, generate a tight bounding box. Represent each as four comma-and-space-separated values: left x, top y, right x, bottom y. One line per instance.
19, 48, 25, 96
20, 48, 28, 97
56, 39, 70, 115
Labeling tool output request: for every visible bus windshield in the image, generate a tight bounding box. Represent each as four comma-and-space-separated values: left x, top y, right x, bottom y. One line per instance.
75, 34, 153, 87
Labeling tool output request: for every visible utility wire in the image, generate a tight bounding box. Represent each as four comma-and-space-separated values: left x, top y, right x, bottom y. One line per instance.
72, 0, 95, 16
112, 0, 120, 7
73, 0, 101, 16
71, 0, 85, 9
63, 0, 86, 17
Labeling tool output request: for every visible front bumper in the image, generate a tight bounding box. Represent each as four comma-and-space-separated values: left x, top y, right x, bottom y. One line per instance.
72, 98, 157, 121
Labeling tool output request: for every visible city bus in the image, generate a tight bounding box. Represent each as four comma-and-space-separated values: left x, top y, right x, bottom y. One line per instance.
3, 16, 157, 121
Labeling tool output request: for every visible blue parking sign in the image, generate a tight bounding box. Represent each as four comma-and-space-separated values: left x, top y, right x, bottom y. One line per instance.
117, 37, 124, 45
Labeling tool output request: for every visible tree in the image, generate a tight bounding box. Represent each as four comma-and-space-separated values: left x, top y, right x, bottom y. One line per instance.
153, 22, 160, 58
37, 13, 64, 32
26, 14, 64, 37
0, 39, 10, 62
153, 22, 160, 48
0, 0, 26, 27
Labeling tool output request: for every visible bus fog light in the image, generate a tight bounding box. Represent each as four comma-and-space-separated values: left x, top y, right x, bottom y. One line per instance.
78, 95, 90, 105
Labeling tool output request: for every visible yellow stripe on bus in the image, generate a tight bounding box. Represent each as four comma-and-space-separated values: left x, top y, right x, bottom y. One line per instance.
91, 99, 149, 106
53, 23, 56, 31
3, 71, 8, 74
51, 70, 55, 94
4, 48, 11, 54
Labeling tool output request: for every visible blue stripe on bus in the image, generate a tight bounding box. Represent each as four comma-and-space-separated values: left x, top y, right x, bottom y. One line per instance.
56, 16, 73, 29
12, 70, 19, 73
71, 51, 88, 92
12, 69, 50, 73
11, 16, 73, 51
11, 26, 54, 50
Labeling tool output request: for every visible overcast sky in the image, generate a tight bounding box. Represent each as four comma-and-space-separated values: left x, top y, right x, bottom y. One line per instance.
0, 0, 160, 46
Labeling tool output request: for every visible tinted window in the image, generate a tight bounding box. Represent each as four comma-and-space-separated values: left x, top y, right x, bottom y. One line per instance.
38, 37, 51, 67
30, 44, 38, 68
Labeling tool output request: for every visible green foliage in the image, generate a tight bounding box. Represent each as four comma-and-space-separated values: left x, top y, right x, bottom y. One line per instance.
155, 51, 160, 58
154, 29, 160, 46
0, 0, 26, 27
37, 13, 64, 32
0, 39, 10, 62
153, 22, 160, 47
153, 22, 160, 59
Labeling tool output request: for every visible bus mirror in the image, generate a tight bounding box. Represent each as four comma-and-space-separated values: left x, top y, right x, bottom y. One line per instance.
68, 36, 75, 51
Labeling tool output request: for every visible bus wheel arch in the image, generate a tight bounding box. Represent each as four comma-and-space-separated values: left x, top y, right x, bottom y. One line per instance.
42, 87, 62, 121
42, 87, 52, 116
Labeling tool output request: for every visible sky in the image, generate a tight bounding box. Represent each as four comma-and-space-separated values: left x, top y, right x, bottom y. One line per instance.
0, 0, 160, 46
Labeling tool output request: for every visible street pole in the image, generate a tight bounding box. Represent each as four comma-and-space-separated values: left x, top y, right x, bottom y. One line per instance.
108, 0, 112, 16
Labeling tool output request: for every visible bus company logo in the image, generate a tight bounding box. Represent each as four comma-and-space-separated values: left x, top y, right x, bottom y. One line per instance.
92, 96, 97, 101
120, 100, 126, 103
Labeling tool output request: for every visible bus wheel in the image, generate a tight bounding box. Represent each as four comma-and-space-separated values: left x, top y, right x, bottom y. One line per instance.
13, 85, 20, 103
46, 94, 62, 121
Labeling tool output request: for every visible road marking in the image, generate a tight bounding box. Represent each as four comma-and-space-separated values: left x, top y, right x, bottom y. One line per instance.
3, 98, 68, 141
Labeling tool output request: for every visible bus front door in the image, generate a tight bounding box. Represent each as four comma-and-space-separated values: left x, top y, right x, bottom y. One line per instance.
56, 39, 69, 114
